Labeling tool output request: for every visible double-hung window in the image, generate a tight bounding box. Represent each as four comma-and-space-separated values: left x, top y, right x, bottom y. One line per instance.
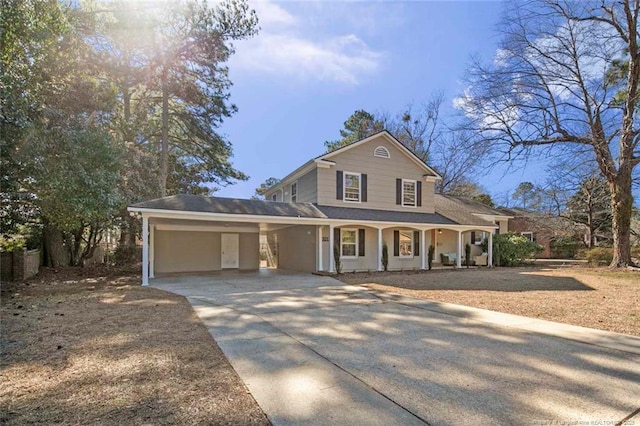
341, 229, 357, 258
399, 230, 413, 257
402, 179, 416, 207
290, 182, 297, 202
344, 172, 361, 202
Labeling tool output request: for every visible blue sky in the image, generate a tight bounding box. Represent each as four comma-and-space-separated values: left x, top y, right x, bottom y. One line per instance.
217, 0, 539, 204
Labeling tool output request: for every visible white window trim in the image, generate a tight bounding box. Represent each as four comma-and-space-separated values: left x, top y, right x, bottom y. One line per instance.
340, 228, 358, 259
343, 172, 361, 203
401, 179, 417, 208
399, 229, 414, 258
521, 232, 534, 242
474, 231, 488, 245
290, 181, 298, 203
271, 193, 277, 202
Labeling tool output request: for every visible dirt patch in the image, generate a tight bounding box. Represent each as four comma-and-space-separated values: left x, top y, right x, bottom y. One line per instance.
0, 266, 269, 425
338, 266, 640, 336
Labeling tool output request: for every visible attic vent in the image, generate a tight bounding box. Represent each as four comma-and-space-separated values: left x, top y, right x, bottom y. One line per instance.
373, 146, 390, 158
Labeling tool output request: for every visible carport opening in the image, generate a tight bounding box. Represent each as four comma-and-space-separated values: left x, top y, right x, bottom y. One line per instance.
259, 233, 278, 268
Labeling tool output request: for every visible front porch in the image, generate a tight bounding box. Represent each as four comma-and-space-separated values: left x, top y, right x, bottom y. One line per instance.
315, 224, 495, 273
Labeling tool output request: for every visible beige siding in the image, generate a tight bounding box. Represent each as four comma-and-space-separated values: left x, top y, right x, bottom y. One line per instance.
335, 226, 379, 272
291, 169, 318, 203
498, 219, 509, 234
155, 230, 258, 274
155, 230, 221, 274
435, 230, 458, 263
318, 135, 436, 212
239, 233, 260, 270
383, 228, 422, 271
270, 225, 317, 272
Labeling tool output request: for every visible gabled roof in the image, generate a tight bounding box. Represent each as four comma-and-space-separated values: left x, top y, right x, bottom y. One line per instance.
434, 194, 504, 227
264, 130, 442, 195
318, 130, 442, 178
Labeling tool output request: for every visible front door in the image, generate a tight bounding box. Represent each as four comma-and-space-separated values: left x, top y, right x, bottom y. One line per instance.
221, 233, 240, 269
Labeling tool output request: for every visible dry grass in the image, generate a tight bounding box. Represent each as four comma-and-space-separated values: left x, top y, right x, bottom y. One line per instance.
339, 266, 640, 336
0, 266, 269, 425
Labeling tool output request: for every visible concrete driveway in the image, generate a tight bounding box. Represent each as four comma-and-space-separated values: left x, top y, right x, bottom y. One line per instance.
152, 272, 640, 426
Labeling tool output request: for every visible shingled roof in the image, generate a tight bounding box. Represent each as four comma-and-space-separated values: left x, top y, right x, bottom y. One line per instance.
130, 194, 326, 218
433, 194, 503, 227
130, 194, 500, 227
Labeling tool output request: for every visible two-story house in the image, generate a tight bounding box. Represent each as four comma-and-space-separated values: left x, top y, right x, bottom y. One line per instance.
129, 131, 510, 285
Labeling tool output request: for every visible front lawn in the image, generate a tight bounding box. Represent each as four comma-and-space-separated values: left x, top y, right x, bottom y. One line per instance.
0, 267, 269, 425
339, 267, 640, 336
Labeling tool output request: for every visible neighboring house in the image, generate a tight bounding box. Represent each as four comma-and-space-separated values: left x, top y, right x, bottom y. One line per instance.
499, 207, 587, 258
128, 131, 511, 285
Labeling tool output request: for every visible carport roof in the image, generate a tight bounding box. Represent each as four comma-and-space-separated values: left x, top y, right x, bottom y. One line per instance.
130, 194, 494, 227
130, 194, 326, 218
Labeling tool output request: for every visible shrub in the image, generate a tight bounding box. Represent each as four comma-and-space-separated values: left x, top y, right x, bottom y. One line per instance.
333, 243, 342, 274
113, 244, 140, 266
427, 245, 434, 270
550, 236, 579, 259
0, 236, 26, 253
484, 233, 543, 267
583, 247, 613, 266
465, 243, 471, 268
382, 243, 389, 271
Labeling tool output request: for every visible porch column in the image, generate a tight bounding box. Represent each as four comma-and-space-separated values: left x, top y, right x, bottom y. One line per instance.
488, 231, 493, 267
317, 225, 323, 272
456, 230, 462, 269
149, 224, 155, 279
420, 229, 426, 270
142, 216, 149, 286
329, 224, 335, 273
377, 227, 383, 271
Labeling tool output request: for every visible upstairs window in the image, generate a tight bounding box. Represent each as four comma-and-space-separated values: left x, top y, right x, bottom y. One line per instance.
344, 172, 361, 202
374, 146, 390, 158
402, 179, 416, 207
290, 181, 297, 202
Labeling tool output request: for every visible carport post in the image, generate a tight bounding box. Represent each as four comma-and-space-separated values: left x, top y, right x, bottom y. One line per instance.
488, 231, 493, 267
377, 228, 383, 271
149, 225, 155, 279
456, 230, 462, 269
317, 225, 323, 271
142, 215, 149, 286
329, 224, 335, 273
420, 229, 426, 270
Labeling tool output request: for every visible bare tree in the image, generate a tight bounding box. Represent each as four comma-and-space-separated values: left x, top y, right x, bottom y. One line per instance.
458, 0, 640, 267
379, 94, 487, 194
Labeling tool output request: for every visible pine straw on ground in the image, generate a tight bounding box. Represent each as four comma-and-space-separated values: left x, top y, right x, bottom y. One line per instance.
0, 266, 269, 425
338, 266, 640, 336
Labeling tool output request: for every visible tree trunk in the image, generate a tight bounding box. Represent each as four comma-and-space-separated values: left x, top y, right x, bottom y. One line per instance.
159, 69, 169, 197
43, 223, 69, 268
609, 168, 633, 267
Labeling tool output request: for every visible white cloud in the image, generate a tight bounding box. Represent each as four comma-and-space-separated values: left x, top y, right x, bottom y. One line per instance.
231, 0, 383, 85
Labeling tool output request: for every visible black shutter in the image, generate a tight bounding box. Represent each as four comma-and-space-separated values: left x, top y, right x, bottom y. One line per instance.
334, 227, 341, 252
358, 229, 365, 256
336, 171, 343, 200
417, 181, 422, 207
396, 179, 402, 205
414, 231, 420, 256
393, 230, 400, 256
471, 231, 476, 244
361, 174, 367, 202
